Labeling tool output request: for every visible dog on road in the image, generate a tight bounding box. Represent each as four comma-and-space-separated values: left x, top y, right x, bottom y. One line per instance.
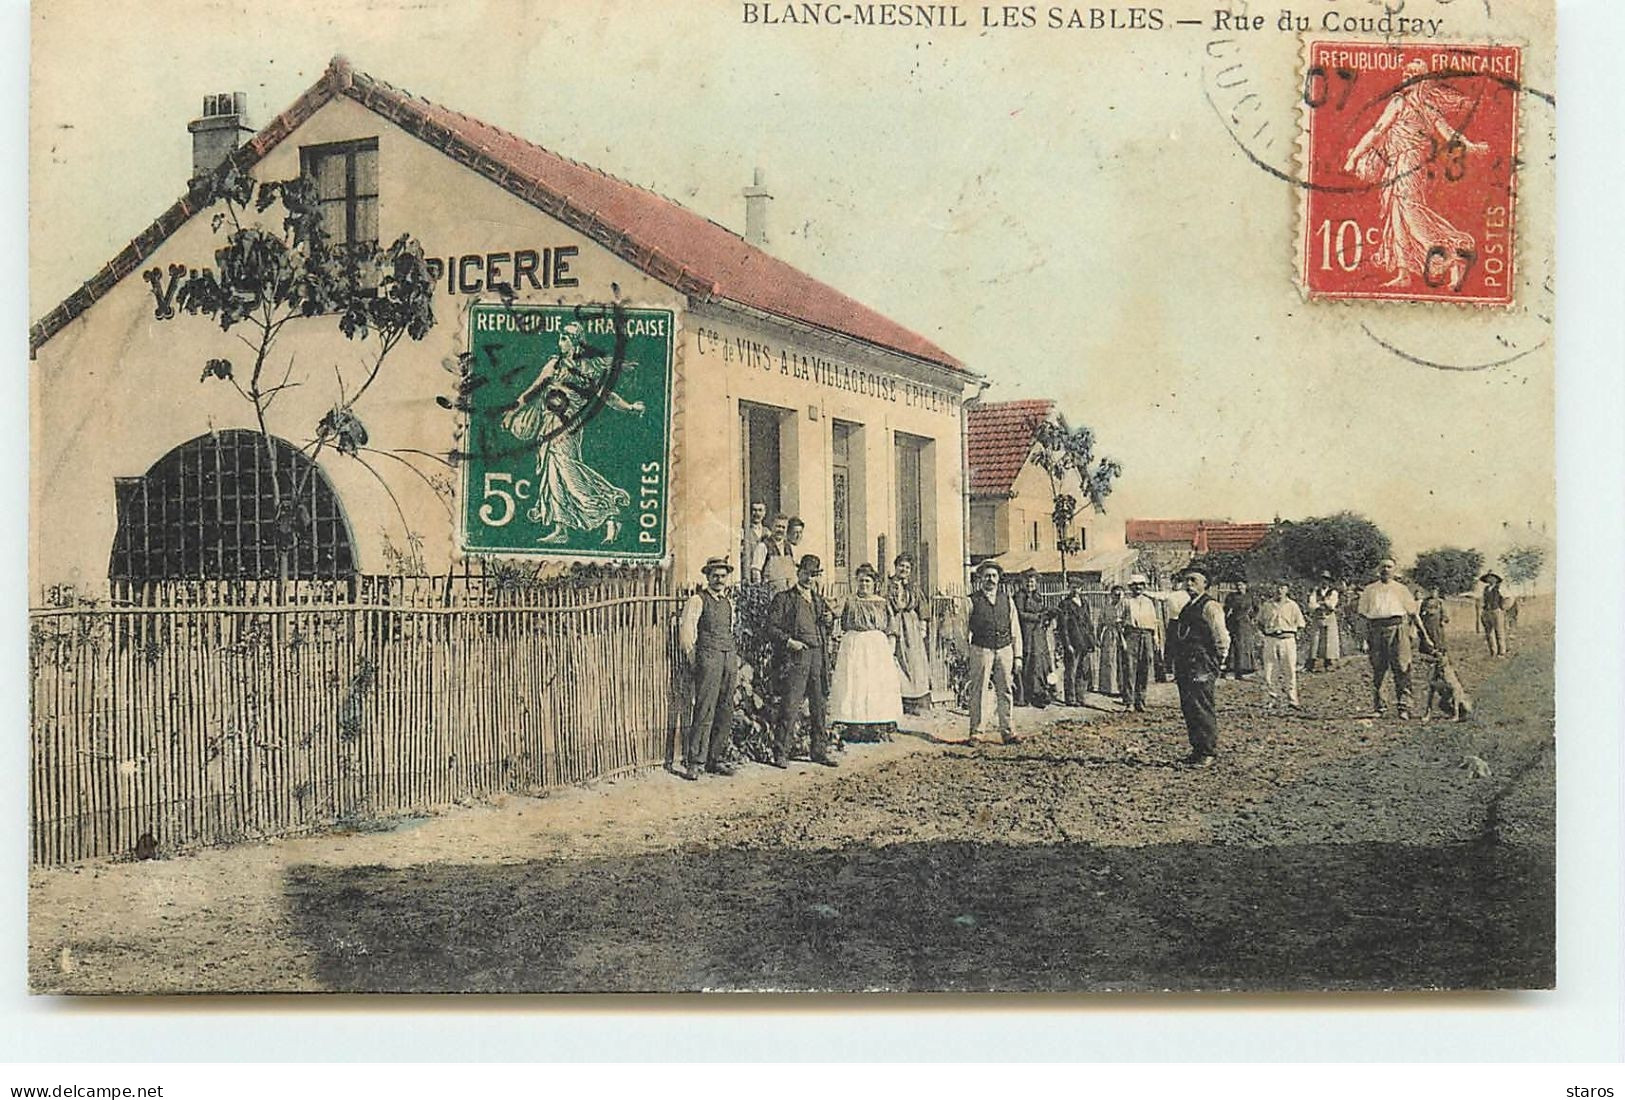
1423, 650, 1473, 722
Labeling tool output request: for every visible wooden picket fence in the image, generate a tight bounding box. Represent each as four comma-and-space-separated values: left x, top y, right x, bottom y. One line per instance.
28, 572, 685, 866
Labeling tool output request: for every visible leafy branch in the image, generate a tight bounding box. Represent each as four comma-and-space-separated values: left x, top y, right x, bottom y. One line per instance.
1026, 412, 1122, 582
141, 163, 437, 580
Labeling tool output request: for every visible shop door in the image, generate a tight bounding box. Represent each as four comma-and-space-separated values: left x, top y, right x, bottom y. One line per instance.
895, 432, 927, 589
740, 402, 785, 523
831, 420, 855, 584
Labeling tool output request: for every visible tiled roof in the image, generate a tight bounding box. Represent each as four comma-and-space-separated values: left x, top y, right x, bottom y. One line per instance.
1125, 519, 1206, 545
1125, 519, 1271, 553
1200, 523, 1271, 553
32, 57, 968, 376
966, 399, 1054, 497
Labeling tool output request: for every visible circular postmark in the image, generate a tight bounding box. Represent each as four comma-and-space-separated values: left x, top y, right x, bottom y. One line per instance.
1199, 5, 1555, 370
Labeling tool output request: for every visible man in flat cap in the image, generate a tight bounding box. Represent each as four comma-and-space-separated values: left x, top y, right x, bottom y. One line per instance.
766, 554, 838, 768
1167, 568, 1230, 766
678, 556, 739, 781
967, 560, 1024, 743
1356, 557, 1422, 718
1479, 570, 1510, 657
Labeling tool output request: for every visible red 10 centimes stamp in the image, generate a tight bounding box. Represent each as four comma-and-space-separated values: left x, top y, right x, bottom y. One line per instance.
1299, 40, 1521, 305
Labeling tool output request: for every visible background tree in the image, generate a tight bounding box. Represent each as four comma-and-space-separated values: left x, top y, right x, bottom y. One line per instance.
143, 163, 437, 583
1183, 549, 1251, 585
1410, 546, 1485, 595
1499, 544, 1546, 591
1246, 512, 1392, 584
1026, 413, 1123, 583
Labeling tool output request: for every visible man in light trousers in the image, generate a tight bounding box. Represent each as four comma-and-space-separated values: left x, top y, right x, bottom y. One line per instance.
1118, 573, 1161, 712
966, 560, 1024, 744
1255, 580, 1307, 709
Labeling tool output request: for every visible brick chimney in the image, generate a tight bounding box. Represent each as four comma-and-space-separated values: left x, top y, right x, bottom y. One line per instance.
188, 92, 253, 181
743, 167, 772, 248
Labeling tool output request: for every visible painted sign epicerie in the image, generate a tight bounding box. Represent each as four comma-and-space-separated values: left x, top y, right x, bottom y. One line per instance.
460, 302, 674, 560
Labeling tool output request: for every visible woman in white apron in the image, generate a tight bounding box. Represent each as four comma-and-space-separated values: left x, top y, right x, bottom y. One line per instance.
830, 563, 903, 739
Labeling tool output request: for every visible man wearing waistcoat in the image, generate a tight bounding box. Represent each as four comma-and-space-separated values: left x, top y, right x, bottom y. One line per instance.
1168, 568, 1231, 767
766, 554, 838, 768
967, 560, 1024, 744
678, 556, 739, 782
753, 513, 796, 591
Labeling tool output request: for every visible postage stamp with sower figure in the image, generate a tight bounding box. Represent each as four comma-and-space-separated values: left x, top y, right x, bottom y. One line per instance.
1300, 40, 1522, 305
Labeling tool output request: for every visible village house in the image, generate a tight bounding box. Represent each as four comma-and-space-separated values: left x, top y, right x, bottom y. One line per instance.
30, 58, 979, 603
965, 399, 1133, 588
1124, 518, 1272, 587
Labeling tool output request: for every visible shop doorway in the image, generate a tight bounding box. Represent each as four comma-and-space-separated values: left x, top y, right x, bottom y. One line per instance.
894, 431, 934, 591
740, 401, 792, 526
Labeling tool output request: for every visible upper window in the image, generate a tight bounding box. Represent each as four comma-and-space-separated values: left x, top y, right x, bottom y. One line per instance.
301, 139, 379, 248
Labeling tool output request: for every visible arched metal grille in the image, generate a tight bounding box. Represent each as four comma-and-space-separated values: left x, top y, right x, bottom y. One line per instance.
109, 429, 356, 583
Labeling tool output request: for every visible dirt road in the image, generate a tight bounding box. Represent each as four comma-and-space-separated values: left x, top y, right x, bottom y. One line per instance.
29, 611, 1554, 994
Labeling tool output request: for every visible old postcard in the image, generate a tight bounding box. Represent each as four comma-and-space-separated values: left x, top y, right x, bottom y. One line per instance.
27, 0, 1556, 994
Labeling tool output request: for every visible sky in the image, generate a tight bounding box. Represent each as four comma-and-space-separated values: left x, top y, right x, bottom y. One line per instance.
28, 0, 1558, 569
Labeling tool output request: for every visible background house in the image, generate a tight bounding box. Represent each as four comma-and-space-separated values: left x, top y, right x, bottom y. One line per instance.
1125, 518, 1271, 588
966, 399, 1132, 588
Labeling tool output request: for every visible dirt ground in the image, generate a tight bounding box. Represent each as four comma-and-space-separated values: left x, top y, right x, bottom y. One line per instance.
28, 607, 1554, 994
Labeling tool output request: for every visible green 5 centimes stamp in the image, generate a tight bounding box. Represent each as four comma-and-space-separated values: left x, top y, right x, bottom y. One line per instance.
461, 302, 674, 561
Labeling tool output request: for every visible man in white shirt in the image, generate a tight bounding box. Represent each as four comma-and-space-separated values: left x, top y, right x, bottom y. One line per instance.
752, 514, 795, 591
1118, 573, 1162, 712
740, 501, 767, 580
1255, 580, 1308, 708
1356, 557, 1421, 718
1156, 574, 1190, 683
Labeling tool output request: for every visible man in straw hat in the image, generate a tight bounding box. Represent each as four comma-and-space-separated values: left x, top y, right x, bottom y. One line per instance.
677, 556, 740, 781
1479, 570, 1510, 657
966, 559, 1024, 744
765, 554, 838, 768
1168, 567, 1230, 766
1356, 557, 1422, 718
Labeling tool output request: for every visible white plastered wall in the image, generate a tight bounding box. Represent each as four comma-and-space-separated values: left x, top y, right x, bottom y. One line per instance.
681, 308, 969, 592
30, 95, 684, 598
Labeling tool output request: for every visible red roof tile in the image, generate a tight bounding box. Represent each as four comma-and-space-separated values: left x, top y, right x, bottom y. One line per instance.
1125, 519, 1271, 553
32, 57, 968, 376
966, 399, 1054, 496
1125, 519, 1206, 544
1200, 523, 1271, 553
